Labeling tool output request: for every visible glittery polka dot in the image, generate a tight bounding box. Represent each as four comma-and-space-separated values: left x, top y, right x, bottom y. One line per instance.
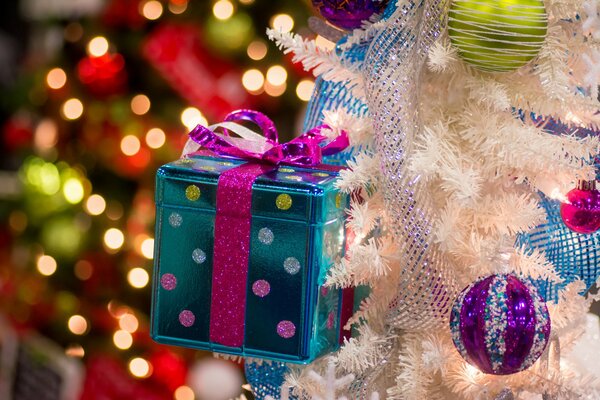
312, 172, 329, 177
284, 257, 301, 275
335, 193, 343, 209
252, 280, 271, 297
169, 212, 183, 227
279, 167, 295, 173
185, 185, 201, 201
277, 320, 296, 339
321, 286, 329, 297
192, 248, 206, 264
327, 311, 335, 329
160, 273, 177, 290
282, 174, 302, 182
275, 194, 292, 210
179, 310, 195, 327
258, 228, 274, 245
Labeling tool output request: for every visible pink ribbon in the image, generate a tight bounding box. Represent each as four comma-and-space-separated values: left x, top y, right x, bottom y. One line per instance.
188, 110, 348, 348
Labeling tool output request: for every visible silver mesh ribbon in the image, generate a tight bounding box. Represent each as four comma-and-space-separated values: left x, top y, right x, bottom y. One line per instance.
363, 0, 458, 330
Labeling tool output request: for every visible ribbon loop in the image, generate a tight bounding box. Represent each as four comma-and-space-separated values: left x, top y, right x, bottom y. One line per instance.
188, 109, 349, 167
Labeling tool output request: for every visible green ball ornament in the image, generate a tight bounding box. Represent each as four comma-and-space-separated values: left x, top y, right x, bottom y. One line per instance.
448, 0, 548, 72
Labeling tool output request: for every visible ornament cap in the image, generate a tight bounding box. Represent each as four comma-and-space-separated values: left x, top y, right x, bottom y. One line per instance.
576, 180, 597, 191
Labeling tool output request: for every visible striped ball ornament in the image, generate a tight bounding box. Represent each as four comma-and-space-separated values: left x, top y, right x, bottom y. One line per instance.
448, 0, 548, 72
450, 274, 551, 375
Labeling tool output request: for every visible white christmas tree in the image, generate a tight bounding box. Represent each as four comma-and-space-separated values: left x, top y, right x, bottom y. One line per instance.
266, 0, 600, 398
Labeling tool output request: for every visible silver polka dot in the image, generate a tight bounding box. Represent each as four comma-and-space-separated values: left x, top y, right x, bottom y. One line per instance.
169, 212, 182, 227
258, 227, 274, 245
192, 248, 206, 264
284, 257, 301, 275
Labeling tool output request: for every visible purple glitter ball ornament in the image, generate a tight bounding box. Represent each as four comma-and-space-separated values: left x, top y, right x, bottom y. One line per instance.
560, 180, 600, 234
449, 274, 551, 375
311, 0, 388, 30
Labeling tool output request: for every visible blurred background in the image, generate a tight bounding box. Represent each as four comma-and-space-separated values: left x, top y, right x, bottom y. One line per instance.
0, 0, 324, 399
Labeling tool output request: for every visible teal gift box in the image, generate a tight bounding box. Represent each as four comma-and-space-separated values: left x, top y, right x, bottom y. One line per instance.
151, 154, 351, 363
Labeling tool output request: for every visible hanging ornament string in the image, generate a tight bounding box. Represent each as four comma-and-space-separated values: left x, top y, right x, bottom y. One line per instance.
363, 0, 458, 330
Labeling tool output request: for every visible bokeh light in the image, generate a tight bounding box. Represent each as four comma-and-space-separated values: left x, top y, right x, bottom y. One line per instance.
113, 330, 133, 350
174, 386, 195, 400
181, 107, 207, 130
87, 36, 109, 57
141, 238, 154, 259
119, 313, 139, 333
104, 228, 125, 250
242, 69, 264, 92
169, 0, 188, 14
145, 128, 166, 149
264, 82, 286, 97
131, 94, 151, 115
85, 194, 106, 216
37, 255, 57, 276
34, 119, 58, 150
213, 0, 234, 20
68, 315, 88, 335
65, 344, 85, 358
74, 260, 94, 280
129, 357, 152, 378
120, 135, 141, 156
247, 40, 267, 60
266, 65, 287, 86
270, 14, 294, 32
46, 68, 67, 89
63, 178, 84, 204
128, 268, 150, 288
296, 79, 315, 101
61, 98, 84, 120
141, 0, 163, 20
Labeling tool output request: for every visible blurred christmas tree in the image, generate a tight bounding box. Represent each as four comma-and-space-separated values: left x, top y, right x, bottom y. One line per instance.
0, 0, 319, 398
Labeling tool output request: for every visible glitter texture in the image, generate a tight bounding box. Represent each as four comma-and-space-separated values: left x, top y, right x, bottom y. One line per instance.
258, 227, 274, 245
283, 257, 301, 275
275, 193, 293, 210
179, 310, 195, 327
192, 248, 206, 264
363, 0, 458, 330
169, 212, 182, 227
450, 274, 551, 375
160, 273, 177, 290
252, 279, 271, 297
279, 167, 295, 173
312, 172, 330, 177
276, 320, 296, 339
185, 184, 201, 201
282, 174, 302, 182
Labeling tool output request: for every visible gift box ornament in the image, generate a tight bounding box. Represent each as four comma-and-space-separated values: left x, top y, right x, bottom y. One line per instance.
151, 110, 355, 363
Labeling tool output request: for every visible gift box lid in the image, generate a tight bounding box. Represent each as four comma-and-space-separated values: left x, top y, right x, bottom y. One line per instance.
155, 155, 347, 224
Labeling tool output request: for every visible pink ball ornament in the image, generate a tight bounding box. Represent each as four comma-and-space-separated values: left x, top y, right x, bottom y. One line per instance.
560, 180, 600, 234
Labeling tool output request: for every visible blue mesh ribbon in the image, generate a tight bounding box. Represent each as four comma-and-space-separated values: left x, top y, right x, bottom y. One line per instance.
245, 359, 296, 400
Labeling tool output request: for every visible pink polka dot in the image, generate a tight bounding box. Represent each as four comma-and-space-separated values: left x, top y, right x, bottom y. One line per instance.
277, 320, 296, 339
179, 310, 195, 327
252, 280, 271, 297
327, 311, 335, 330
320, 286, 329, 297
160, 273, 177, 290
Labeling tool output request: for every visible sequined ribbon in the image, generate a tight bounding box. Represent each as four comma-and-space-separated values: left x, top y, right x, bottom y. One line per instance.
187, 110, 348, 347
363, 0, 458, 330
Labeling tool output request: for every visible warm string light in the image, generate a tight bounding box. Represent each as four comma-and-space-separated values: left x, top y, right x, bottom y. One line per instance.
113, 330, 133, 350
104, 228, 125, 250
37, 255, 57, 276
68, 315, 88, 335
242, 69, 264, 93
266, 65, 287, 86
141, 0, 164, 20
213, 0, 234, 20
74, 260, 93, 280
119, 313, 139, 333
168, 0, 188, 14
270, 14, 294, 32
174, 386, 195, 400
87, 36, 109, 57
34, 119, 58, 151
181, 107, 208, 130
85, 194, 106, 216
131, 94, 151, 115
46, 68, 67, 89
120, 135, 141, 156
129, 357, 152, 378
61, 98, 84, 120
296, 79, 315, 101
63, 178, 84, 204
141, 238, 155, 259
65, 344, 85, 358
145, 128, 166, 149
128, 268, 150, 288
247, 41, 267, 60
